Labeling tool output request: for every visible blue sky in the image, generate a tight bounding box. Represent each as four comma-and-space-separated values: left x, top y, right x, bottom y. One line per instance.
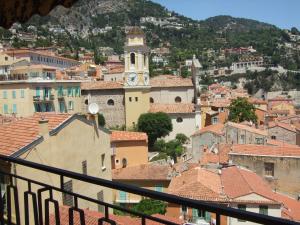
152, 0, 299, 29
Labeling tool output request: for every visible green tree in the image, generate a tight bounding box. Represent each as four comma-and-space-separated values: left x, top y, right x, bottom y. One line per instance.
228, 97, 257, 123
132, 199, 167, 215
97, 113, 106, 127
164, 139, 183, 162
137, 112, 173, 148
175, 133, 189, 144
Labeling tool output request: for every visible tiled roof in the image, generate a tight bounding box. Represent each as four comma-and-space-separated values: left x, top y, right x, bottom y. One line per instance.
226, 122, 268, 136
200, 144, 231, 165
0, 113, 72, 156
149, 103, 195, 114
112, 164, 170, 181
192, 123, 224, 136
210, 99, 231, 108
168, 165, 300, 221
81, 81, 123, 90
248, 97, 267, 105
230, 144, 300, 157
111, 131, 148, 142
150, 75, 193, 88
266, 139, 300, 148
50, 206, 183, 225
268, 121, 297, 132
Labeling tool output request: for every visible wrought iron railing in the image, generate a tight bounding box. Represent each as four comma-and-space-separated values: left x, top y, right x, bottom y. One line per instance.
0, 155, 299, 225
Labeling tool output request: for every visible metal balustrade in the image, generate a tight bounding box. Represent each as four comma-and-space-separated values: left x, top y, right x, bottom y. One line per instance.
0, 155, 299, 225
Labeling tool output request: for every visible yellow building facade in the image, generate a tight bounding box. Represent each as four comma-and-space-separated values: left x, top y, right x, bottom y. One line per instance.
124, 27, 151, 128
0, 80, 82, 117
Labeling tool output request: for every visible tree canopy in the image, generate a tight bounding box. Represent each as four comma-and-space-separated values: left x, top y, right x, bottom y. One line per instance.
132, 199, 167, 215
228, 97, 257, 123
137, 112, 172, 147
97, 113, 106, 127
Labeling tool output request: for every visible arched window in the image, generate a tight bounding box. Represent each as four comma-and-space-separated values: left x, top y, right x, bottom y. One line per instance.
130, 53, 135, 65
176, 117, 183, 123
122, 158, 127, 168
175, 96, 182, 103
150, 97, 154, 103
107, 99, 114, 106
84, 99, 88, 105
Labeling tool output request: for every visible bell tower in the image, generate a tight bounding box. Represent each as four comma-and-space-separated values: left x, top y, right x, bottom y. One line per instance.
124, 27, 150, 128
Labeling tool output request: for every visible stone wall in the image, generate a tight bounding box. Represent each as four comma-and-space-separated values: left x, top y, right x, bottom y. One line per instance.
268, 126, 297, 145
82, 89, 125, 128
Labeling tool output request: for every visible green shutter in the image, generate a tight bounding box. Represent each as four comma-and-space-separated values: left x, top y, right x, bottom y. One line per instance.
119, 191, 127, 201
204, 211, 211, 222
36, 87, 40, 97
3, 91, 7, 99
12, 91, 16, 99
12, 104, 17, 113
192, 208, 198, 221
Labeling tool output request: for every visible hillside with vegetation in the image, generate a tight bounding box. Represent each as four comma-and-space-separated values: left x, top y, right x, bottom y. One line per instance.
0, 0, 298, 72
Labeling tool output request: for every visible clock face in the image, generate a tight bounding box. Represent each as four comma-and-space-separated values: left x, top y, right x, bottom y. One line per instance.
143, 72, 149, 85
127, 73, 138, 86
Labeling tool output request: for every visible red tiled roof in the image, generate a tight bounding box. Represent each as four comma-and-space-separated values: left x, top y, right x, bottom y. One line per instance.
150, 75, 193, 88
149, 103, 195, 114
200, 144, 231, 165
111, 131, 148, 142
230, 144, 300, 157
50, 206, 183, 225
248, 97, 267, 105
192, 123, 224, 136
0, 113, 72, 156
226, 122, 268, 136
81, 81, 123, 90
266, 139, 300, 148
112, 164, 170, 181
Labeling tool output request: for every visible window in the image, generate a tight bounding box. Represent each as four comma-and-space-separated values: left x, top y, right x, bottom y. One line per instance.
12, 91, 16, 99
4, 56, 8, 61
75, 87, 80, 97
20, 90, 25, 98
129, 97, 132, 102
150, 97, 154, 103
107, 99, 114, 106
57, 86, 64, 97
3, 104, 8, 114
59, 101, 65, 113
240, 134, 245, 144
176, 117, 183, 123
122, 158, 127, 168
67, 87, 72, 97
181, 206, 188, 214
135, 97, 138, 102
264, 162, 274, 177
84, 99, 89, 105
212, 117, 218, 124
12, 104, 17, 114
35, 87, 40, 97
130, 53, 135, 65
63, 180, 73, 206
101, 154, 106, 171
238, 204, 246, 222
255, 137, 264, 145
82, 160, 87, 175
97, 191, 104, 212
259, 205, 268, 215
271, 135, 276, 140
3, 91, 7, 99
68, 101, 74, 110
175, 96, 182, 103
155, 184, 163, 192
119, 191, 127, 202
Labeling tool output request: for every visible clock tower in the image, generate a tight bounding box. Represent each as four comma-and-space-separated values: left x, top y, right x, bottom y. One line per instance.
124, 27, 150, 128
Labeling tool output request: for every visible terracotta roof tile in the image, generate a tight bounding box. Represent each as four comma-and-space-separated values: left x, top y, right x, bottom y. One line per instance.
200, 144, 231, 165
112, 164, 170, 181
50, 206, 183, 225
268, 121, 297, 133
230, 144, 300, 157
111, 131, 148, 142
0, 113, 72, 156
81, 81, 123, 90
149, 103, 195, 114
192, 123, 224, 136
266, 139, 300, 148
150, 75, 193, 88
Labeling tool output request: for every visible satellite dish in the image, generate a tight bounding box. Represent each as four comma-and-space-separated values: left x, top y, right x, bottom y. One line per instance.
88, 103, 99, 115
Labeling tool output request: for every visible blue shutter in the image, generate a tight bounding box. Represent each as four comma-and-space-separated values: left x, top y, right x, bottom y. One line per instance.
204, 211, 211, 222
12, 91, 16, 99
3, 104, 8, 114
36, 87, 40, 97
119, 191, 127, 201
12, 104, 17, 113
3, 91, 7, 99
155, 184, 163, 192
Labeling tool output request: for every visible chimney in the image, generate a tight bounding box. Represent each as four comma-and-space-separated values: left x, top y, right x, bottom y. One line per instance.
38, 118, 49, 138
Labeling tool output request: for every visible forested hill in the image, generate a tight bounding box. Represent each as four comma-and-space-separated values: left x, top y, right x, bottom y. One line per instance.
0, 0, 295, 68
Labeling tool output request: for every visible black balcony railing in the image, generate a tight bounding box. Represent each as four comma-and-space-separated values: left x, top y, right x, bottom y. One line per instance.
0, 155, 299, 225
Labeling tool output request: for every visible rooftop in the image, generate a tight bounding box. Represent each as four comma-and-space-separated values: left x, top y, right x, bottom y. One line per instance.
149, 103, 195, 114
81, 81, 124, 90
226, 121, 268, 136
192, 123, 224, 136
230, 144, 300, 157
111, 131, 148, 142
150, 75, 193, 88
112, 164, 171, 181
0, 113, 73, 156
